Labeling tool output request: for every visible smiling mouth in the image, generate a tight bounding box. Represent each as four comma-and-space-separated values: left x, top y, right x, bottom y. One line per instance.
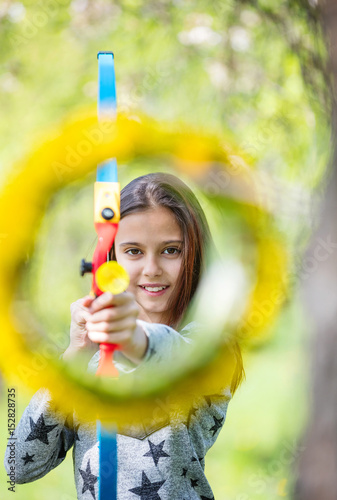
139, 285, 169, 292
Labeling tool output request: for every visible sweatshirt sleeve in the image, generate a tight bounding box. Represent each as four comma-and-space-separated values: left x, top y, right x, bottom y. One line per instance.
135, 319, 193, 366
88, 319, 193, 374
4, 388, 75, 484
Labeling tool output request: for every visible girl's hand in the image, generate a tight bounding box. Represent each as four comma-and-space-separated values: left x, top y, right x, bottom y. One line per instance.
63, 295, 97, 361
86, 292, 148, 364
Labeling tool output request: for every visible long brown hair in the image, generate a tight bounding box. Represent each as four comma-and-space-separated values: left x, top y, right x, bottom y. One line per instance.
111, 172, 211, 328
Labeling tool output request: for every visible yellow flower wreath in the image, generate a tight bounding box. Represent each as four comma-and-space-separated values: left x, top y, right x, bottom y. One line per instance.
0, 109, 287, 426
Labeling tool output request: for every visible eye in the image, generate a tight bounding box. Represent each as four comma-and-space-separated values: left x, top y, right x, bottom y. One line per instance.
126, 248, 142, 256
163, 247, 181, 255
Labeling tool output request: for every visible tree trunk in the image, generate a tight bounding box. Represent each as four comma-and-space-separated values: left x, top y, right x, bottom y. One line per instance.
295, 1, 337, 498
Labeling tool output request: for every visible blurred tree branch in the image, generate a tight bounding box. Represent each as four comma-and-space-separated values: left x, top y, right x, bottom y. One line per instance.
237, 0, 332, 112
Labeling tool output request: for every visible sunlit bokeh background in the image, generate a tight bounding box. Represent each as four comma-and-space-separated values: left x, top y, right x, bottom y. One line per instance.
0, 0, 330, 498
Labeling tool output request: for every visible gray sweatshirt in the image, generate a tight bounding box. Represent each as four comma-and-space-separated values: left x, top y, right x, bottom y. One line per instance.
4, 320, 231, 499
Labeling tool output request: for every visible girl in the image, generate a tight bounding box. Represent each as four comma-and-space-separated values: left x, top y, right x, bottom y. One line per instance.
5, 173, 244, 499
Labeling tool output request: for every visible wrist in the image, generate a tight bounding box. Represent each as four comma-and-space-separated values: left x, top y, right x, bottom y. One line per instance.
120, 322, 148, 365
62, 346, 79, 361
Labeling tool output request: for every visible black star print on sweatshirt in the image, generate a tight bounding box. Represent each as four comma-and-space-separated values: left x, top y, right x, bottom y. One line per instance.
21, 452, 34, 465
181, 467, 188, 477
200, 496, 215, 500
79, 459, 97, 500
191, 454, 204, 464
25, 414, 58, 445
143, 439, 170, 466
190, 477, 199, 489
209, 415, 224, 436
129, 471, 165, 499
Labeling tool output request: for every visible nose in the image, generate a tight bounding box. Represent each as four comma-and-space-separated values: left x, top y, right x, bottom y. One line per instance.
142, 254, 162, 277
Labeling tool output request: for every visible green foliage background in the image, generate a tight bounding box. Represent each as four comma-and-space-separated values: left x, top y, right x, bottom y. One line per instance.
0, 0, 330, 498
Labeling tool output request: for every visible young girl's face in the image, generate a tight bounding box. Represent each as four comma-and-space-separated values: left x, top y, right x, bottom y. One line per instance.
114, 206, 183, 325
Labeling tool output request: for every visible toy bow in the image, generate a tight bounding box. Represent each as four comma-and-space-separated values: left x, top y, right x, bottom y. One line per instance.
80, 51, 128, 500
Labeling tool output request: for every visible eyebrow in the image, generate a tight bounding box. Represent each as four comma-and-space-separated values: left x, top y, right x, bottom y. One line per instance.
119, 240, 183, 247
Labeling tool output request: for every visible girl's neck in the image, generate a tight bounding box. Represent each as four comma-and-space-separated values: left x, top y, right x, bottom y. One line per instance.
138, 309, 178, 329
